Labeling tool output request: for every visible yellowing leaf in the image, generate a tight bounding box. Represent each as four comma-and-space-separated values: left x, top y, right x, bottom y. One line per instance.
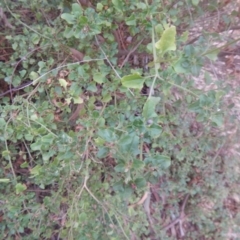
0, 178, 10, 183
192, 0, 199, 6
73, 97, 83, 104
59, 78, 68, 90
121, 73, 145, 89
155, 25, 176, 53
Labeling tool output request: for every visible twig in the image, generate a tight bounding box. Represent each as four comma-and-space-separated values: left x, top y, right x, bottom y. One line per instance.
161, 194, 189, 231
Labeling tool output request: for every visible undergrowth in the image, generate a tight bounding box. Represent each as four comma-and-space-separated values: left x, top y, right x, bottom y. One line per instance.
0, 0, 240, 239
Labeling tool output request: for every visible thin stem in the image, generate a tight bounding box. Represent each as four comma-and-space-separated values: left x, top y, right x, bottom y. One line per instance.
4, 117, 17, 182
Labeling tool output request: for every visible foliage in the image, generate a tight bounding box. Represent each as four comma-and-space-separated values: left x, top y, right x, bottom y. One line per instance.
0, 0, 239, 239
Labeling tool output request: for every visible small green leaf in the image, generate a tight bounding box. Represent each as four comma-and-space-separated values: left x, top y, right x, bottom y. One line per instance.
134, 178, 146, 189
24, 134, 34, 141
2, 150, 10, 160
205, 50, 219, 61
29, 71, 39, 81
98, 129, 116, 142
102, 92, 112, 103
73, 97, 83, 104
173, 57, 189, 74
19, 70, 27, 77
112, 0, 123, 11
118, 133, 140, 155
12, 42, 18, 50
156, 155, 171, 169
30, 141, 42, 151
0, 179, 10, 183
30, 165, 42, 177
20, 162, 29, 168
59, 78, 68, 90
97, 147, 109, 158
61, 13, 75, 24
114, 162, 126, 172
147, 124, 162, 138
72, 3, 82, 13
93, 72, 104, 84
121, 73, 145, 89
145, 154, 171, 169
41, 133, 55, 144
211, 113, 224, 127
97, 3, 103, 11
126, 15, 136, 26
15, 183, 27, 194
143, 97, 161, 119
0, 118, 6, 128
31, 33, 40, 44
132, 159, 145, 170
192, 0, 199, 6
155, 25, 176, 53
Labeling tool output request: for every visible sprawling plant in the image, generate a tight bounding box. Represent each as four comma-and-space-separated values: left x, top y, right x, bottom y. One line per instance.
0, 0, 239, 239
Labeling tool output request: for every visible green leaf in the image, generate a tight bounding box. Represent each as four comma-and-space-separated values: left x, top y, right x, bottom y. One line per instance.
121, 186, 133, 199
132, 159, 145, 170
102, 92, 112, 103
173, 57, 189, 74
126, 15, 136, 26
112, 0, 123, 11
19, 70, 27, 77
0, 118, 6, 128
211, 113, 224, 127
72, 3, 82, 13
121, 73, 145, 89
114, 162, 126, 172
97, 3, 103, 11
59, 78, 68, 90
113, 181, 124, 192
20, 162, 29, 168
73, 96, 83, 104
155, 25, 176, 53
156, 155, 171, 169
61, 13, 75, 24
97, 147, 109, 158
205, 50, 219, 61
147, 123, 162, 138
98, 129, 116, 142
15, 183, 27, 194
30, 165, 42, 177
145, 154, 171, 169
192, 0, 199, 6
31, 33, 40, 44
142, 97, 161, 119
0, 179, 10, 183
2, 150, 10, 160
134, 178, 146, 189
30, 141, 42, 151
41, 133, 55, 145
63, 27, 75, 38
93, 72, 105, 84
29, 71, 39, 81
118, 133, 140, 155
